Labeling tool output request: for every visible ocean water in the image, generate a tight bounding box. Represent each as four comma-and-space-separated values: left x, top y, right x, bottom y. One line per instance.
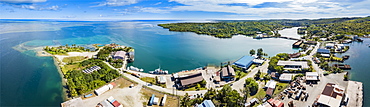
0, 20, 367, 106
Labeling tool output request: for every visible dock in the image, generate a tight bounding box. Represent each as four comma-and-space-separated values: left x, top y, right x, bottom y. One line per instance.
346, 81, 363, 107
332, 64, 351, 70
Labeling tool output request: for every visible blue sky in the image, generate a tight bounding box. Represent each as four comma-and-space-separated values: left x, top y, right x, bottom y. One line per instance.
0, 0, 369, 20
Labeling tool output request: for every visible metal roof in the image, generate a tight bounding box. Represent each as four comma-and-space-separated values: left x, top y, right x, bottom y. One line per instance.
233, 55, 254, 68
277, 61, 309, 69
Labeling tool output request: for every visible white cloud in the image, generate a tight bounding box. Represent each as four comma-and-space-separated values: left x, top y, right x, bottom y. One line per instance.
96, 0, 139, 7
0, 0, 46, 3
166, 0, 368, 19
15, 4, 60, 10
169, 0, 298, 6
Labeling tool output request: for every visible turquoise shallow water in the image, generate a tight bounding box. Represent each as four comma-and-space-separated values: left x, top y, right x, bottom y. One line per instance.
0, 20, 368, 106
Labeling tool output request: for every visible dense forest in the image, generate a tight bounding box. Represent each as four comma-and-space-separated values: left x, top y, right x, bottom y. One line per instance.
65, 59, 121, 97
158, 16, 370, 38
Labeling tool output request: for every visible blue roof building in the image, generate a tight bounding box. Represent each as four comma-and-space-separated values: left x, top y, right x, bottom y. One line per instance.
317, 49, 330, 54
198, 100, 215, 107
233, 55, 255, 69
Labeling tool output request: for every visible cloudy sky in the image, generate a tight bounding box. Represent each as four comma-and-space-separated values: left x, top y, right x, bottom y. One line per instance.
0, 0, 369, 20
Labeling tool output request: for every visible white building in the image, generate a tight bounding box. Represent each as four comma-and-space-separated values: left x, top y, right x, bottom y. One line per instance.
94, 84, 114, 96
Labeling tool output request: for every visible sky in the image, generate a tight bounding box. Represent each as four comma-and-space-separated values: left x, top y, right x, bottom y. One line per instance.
0, 0, 369, 20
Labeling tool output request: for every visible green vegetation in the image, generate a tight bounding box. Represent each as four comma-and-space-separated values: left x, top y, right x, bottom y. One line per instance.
273, 83, 289, 96
183, 80, 207, 91
159, 17, 370, 38
44, 44, 91, 55
181, 85, 243, 107
268, 53, 289, 74
65, 59, 121, 97
250, 49, 256, 56
159, 21, 284, 38
140, 77, 166, 88
232, 65, 247, 81
303, 17, 370, 38
96, 46, 133, 68
62, 56, 87, 64
293, 74, 305, 80
245, 78, 259, 95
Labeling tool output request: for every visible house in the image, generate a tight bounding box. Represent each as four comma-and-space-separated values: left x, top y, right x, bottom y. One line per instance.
316, 83, 345, 107
317, 49, 330, 54
321, 54, 330, 58
113, 51, 126, 60
306, 72, 319, 81
267, 99, 284, 107
277, 61, 309, 70
265, 80, 277, 96
253, 59, 265, 65
177, 73, 204, 88
198, 100, 215, 107
279, 74, 293, 82
220, 65, 235, 81
233, 55, 255, 69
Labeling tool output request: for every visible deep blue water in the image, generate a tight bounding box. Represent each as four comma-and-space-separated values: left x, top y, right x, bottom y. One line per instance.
0, 20, 367, 106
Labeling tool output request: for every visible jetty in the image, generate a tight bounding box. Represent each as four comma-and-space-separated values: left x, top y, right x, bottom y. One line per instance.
332, 64, 351, 70
346, 81, 363, 107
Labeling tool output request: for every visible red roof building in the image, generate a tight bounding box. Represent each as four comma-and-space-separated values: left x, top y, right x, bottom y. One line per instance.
267, 99, 284, 107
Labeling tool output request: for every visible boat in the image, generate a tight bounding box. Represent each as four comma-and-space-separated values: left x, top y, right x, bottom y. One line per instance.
342, 55, 350, 59
127, 66, 143, 72
149, 66, 168, 74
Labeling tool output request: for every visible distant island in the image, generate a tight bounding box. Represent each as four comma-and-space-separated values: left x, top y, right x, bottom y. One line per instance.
159, 16, 370, 39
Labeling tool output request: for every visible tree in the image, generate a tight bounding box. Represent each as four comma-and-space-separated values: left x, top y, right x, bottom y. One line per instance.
249, 49, 256, 56
255, 70, 261, 79
257, 48, 264, 58
180, 93, 191, 107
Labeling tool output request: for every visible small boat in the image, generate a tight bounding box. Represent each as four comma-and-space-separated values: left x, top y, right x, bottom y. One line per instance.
342, 55, 350, 59
149, 66, 168, 74
127, 66, 143, 72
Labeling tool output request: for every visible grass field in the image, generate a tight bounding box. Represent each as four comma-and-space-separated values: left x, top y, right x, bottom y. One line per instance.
273, 83, 289, 97
140, 88, 179, 107
62, 56, 86, 64
61, 63, 86, 74
140, 77, 166, 88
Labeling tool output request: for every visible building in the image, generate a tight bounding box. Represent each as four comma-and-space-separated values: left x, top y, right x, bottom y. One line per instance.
265, 80, 277, 96
198, 100, 215, 107
94, 84, 114, 96
177, 73, 204, 88
304, 41, 317, 45
277, 61, 309, 70
321, 54, 330, 58
292, 40, 303, 48
326, 43, 335, 49
160, 95, 167, 106
233, 55, 255, 69
316, 83, 345, 107
157, 76, 166, 84
288, 52, 301, 58
306, 72, 319, 81
279, 74, 293, 82
220, 65, 235, 81
317, 49, 330, 54
267, 99, 284, 107
113, 51, 126, 60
